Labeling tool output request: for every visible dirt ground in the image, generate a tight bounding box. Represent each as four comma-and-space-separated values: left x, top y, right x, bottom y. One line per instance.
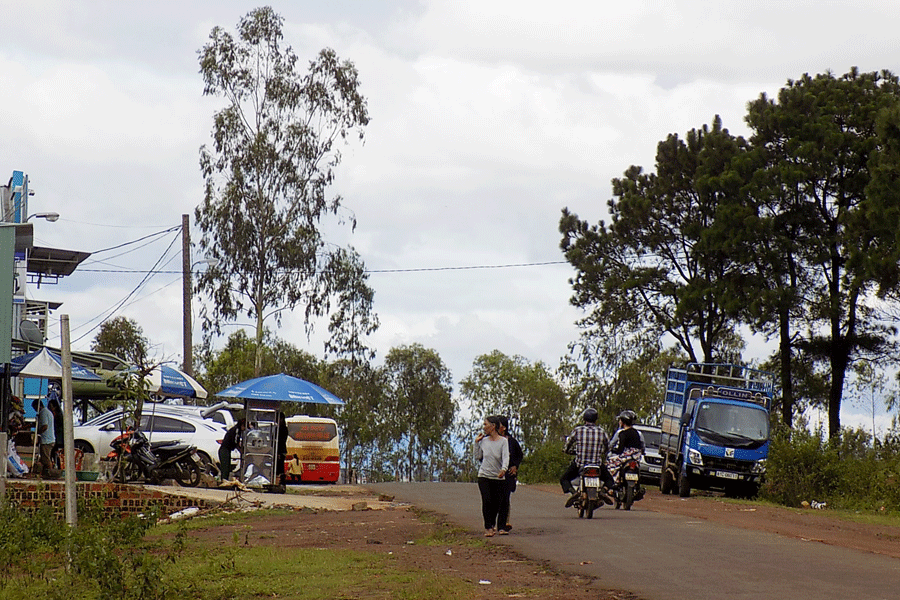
179, 484, 899, 599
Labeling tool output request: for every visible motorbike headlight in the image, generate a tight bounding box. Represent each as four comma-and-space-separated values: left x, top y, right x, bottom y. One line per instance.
751, 459, 766, 474
688, 448, 703, 466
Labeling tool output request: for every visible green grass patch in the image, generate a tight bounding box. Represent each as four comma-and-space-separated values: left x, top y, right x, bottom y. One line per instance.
0, 506, 478, 600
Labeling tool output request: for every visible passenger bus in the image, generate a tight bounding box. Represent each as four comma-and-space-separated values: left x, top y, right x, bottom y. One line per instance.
283, 415, 340, 483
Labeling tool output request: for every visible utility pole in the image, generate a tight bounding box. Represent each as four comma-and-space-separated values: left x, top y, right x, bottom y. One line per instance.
182, 214, 192, 376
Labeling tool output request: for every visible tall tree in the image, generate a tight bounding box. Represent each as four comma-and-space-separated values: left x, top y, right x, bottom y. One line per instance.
196, 6, 377, 377
382, 344, 455, 482
560, 116, 748, 364
91, 316, 149, 367
745, 69, 900, 437
195, 329, 320, 396
460, 350, 569, 451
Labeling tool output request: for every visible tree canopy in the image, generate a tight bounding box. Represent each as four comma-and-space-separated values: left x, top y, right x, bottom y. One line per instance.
561, 68, 900, 437
90, 316, 149, 367
196, 6, 377, 377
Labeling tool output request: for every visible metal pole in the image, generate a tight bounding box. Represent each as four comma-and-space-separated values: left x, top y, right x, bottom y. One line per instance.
0, 225, 16, 507
182, 214, 192, 376
61, 315, 77, 526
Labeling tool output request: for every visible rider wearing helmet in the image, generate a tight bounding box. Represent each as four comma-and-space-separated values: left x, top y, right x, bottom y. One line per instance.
607, 410, 645, 485
560, 408, 614, 506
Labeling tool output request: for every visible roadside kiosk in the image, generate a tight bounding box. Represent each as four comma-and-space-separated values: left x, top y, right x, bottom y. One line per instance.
214, 373, 344, 492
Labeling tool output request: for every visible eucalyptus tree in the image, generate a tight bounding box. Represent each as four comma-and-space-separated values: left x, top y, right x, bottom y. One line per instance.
560, 116, 749, 365
195, 7, 377, 377
460, 350, 570, 451
381, 344, 455, 481
745, 69, 900, 437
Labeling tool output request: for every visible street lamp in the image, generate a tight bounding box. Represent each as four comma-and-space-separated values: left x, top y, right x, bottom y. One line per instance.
25, 212, 59, 222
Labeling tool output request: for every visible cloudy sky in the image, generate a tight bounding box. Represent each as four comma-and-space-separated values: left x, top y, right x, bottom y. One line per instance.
2, 1, 897, 433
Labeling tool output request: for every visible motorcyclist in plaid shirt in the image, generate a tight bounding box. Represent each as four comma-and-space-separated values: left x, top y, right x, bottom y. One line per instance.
560, 408, 615, 506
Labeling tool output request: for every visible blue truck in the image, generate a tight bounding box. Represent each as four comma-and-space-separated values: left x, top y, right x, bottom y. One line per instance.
658, 363, 775, 498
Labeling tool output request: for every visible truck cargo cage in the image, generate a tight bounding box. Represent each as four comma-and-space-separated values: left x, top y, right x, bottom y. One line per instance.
684, 363, 774, 396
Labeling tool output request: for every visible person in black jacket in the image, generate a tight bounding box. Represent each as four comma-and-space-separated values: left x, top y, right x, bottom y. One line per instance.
218, 418, 245, 482
497, 415, 523, 534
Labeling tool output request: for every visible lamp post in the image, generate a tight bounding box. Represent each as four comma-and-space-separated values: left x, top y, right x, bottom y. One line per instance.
182, 214, 219, 376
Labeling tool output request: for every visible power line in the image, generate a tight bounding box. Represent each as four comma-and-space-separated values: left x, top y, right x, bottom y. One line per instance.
70, 260, 570, 275
70, 229, 182, 344
88, 226, 181, 255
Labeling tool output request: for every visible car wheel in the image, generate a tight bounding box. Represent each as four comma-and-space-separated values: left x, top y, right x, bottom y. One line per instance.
74, 440, 94, 455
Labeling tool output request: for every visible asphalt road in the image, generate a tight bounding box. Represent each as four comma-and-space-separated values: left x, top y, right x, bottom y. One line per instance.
366, 482, 900, 600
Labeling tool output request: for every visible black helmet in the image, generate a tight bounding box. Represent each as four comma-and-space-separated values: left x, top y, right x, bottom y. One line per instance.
582, 408, 599, 423
617, 410, 636, 426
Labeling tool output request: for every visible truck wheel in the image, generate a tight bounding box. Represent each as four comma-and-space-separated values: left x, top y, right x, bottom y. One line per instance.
660, 465, 675, 495
678, 468, 691, 498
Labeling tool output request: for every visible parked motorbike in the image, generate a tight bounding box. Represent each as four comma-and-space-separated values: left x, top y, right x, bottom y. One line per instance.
105, 428, 204, 487
569, 464, 610, 519
611, 455, 645, 510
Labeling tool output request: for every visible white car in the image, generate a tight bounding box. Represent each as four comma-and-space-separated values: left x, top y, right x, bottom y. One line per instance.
73, 403, 237, 471
634, 424, 663, 484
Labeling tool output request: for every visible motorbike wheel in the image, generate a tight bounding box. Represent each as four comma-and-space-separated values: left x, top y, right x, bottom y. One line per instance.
174, 459, 202, 487
115, 458, 142, 483
586, 501, 595, 519
624, 484, 634, 510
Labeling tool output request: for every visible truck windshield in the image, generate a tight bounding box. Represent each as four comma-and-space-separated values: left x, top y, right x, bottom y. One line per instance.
695, 402, 769, 445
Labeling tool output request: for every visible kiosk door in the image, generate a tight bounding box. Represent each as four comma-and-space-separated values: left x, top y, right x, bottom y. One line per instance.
241, 399, 278, 487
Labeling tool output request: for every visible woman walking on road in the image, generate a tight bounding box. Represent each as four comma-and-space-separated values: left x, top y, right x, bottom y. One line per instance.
474, 415, 509, 537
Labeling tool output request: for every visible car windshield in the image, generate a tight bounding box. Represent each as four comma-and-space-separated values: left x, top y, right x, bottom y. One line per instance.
640, 429, 661, 449
695, 402, 769, 444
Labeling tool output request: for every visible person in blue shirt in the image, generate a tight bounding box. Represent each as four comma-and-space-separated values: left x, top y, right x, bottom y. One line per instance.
31, 398, 56, 478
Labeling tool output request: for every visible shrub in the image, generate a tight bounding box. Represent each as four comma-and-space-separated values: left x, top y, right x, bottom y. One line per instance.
520, 441, 571, 484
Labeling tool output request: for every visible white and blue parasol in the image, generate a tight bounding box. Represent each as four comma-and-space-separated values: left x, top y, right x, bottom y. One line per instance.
214, 373, 344, 405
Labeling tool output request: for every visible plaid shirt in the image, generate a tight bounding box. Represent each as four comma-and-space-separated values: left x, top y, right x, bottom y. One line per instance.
564, 423, 609, 467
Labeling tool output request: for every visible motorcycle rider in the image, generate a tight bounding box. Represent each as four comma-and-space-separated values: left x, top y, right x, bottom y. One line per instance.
560, 408, 614, 507
607, 410, 644, 485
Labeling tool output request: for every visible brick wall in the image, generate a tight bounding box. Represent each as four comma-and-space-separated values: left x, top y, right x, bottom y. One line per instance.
5, 480, 219, 517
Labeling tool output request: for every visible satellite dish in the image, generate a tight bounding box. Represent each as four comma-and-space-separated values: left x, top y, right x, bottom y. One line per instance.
19, 320, 44, 344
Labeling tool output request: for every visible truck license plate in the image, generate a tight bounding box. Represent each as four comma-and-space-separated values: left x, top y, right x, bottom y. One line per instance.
583, 477, 600, 488
625, 473, 639, 481
716, 471, 739, 480
648, 465, 662, 474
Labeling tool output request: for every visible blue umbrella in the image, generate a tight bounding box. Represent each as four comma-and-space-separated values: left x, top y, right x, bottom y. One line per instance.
6, 347, 102, 381
214, 373, 344, 405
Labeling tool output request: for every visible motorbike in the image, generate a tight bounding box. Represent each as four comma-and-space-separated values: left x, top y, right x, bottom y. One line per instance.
569, 464, 610, 519
611, 454, 645, 510
105, 428, 204, 487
